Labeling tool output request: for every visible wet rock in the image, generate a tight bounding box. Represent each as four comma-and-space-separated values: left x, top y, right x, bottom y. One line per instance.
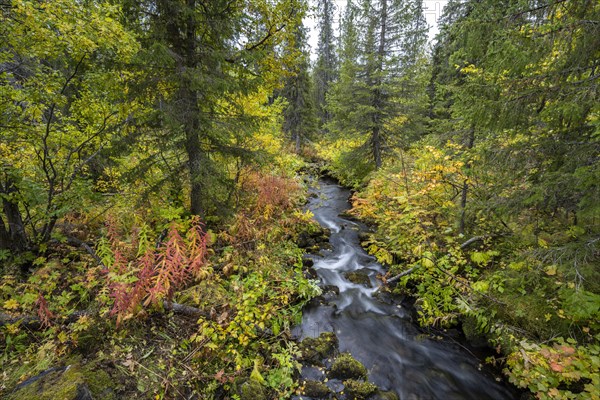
298, 232, 316, 249
319, 242, 333, 251
299, 332, 339, 365
338, 211, 359, 222
300, 365, 326, 381
325, 379, 345, 393
343, 379, 378, 400
322, 285, 340, 295
357, 232, 371, 243
370, 390, 400, 400
239, 380, 266, 400
344, 271, 372, 287
329, 353, 367, 380
8, 364, 115, 400
373, 288, 396, 305
304, 265, 319, 280
303, 380, 331, 398
302, 257, 315, 268
310, 285, 340, 305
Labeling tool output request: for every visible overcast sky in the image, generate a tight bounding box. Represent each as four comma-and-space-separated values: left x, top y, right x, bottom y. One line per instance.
305, 0, 449, 60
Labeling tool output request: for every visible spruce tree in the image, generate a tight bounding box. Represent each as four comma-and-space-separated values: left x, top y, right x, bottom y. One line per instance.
118, 0, 303, 217
280, 21, 316, 153
358, 0, 429, 168
313, 0, 338, 130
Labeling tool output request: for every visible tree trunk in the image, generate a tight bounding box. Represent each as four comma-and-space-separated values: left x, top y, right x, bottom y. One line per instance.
0, 177, 29, 251
370, 0, 387, 170
372, 126, 382, 169
0, 214, 10, 250
184, 92, 204, 217
159, 0, 205, 217
294, 131, 301, 153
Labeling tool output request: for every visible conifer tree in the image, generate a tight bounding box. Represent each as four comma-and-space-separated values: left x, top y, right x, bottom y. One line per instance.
430, 0, 600, 237
313, 0, 338, 130
280, 21, 316, 152
118, 0, 303, 217
348, 0, 429, 168
327, 0, 360, 136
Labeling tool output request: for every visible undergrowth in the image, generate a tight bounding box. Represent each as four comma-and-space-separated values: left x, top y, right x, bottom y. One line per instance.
338, 140, 600, 400
1, 168, 321, 399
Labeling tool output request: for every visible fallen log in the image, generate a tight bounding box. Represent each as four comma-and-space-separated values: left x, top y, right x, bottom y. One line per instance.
386, 266, 418, 284
460, 235, 488, 249
1, 301, 209, 329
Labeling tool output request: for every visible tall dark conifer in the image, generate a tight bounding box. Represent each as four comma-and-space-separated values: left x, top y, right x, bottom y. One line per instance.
118, 0, 302, 217
354, 0, 429, 168
280, 20, 316, 152
313, 0, 338, 130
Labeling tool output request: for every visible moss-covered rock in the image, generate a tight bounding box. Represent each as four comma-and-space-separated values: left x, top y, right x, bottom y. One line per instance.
303, 380, 331, 398
343, 379, 378, 400
8, 363, 115, 400
370, 390, 400, 400
344, 271, 372, 287
299, 332, 339, 365
239, 380, 267, 400
329, 353, 367, 380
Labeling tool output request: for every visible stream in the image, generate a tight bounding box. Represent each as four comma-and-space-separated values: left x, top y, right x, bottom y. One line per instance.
293, 178, 517, 399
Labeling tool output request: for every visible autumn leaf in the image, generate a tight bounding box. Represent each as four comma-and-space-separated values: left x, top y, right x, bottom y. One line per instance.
3, 299, 20, 310
550, 362, 563, 372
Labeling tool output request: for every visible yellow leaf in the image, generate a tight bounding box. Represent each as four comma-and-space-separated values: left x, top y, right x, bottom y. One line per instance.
545, 265, 557, 276
3, 299, 19, 310
58, 331, 69, 343
250, 358, 266, 385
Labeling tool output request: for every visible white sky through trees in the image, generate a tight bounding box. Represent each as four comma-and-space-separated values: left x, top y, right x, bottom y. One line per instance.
305, 0, 449, 60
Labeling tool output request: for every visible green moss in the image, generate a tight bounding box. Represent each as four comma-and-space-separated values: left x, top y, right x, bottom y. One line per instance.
370, 390, 400, 400
239, 380, 267, 400
345, 271, 372, 287
303, 380, 331, 398
343, 379, 378, 400
82, 366, 115, 400
329, 353, 367, 380
8, 363, 115, 400
461, 314, 488, 345
299, 332, 338, 364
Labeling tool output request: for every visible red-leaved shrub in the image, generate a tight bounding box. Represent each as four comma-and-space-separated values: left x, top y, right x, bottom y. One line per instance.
102, 216, 207, 326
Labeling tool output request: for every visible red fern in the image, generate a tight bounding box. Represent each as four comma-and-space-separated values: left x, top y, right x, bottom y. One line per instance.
104, 217, 208, 326
35, 293, 54, 328
185, 216, 208, 278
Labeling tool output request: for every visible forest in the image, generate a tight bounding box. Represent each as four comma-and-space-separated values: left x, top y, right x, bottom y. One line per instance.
0, 0, 598, 399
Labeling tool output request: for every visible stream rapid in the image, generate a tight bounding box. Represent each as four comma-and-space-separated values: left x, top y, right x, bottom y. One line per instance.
293, 178, 517, 399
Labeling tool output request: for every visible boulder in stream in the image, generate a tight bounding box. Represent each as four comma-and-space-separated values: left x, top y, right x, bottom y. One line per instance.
344, 270, 372, 287
343, 379, 378, 400
299, 332, 339, 365
302, 379, 332, 398
329, 353, 367, 380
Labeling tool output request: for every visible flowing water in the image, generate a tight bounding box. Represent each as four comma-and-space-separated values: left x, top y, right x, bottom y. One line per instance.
293, 178, 517, 399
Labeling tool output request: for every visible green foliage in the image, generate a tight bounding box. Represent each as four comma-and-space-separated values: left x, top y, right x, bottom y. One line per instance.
0, 0, 139, 249
505, 338, 600, 400
320, 1, 600, 398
